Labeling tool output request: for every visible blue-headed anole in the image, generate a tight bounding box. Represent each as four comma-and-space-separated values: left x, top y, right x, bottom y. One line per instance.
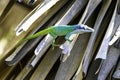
17, 24, 94, 46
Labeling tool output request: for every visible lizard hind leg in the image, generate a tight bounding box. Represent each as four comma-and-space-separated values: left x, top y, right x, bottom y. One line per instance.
50, 32, 60, 49
51, 39, 60, 49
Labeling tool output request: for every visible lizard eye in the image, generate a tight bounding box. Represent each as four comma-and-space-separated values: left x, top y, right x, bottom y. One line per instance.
77, 25, 85, 30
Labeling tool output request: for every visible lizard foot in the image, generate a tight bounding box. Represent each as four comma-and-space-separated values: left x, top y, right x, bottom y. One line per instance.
51, 43, 61, 50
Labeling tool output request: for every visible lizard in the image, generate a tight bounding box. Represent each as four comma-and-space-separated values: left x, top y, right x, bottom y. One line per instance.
17, 24, 94, 46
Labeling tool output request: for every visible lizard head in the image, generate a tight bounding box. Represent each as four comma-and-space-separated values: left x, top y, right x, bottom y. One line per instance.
76, 24, 94, 34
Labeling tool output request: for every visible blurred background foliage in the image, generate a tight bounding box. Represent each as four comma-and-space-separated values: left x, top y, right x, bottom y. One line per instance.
0, 0, 120, 80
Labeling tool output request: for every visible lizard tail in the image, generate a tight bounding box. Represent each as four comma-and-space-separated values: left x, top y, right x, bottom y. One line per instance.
16, 27, 53, 47
24, 27, 53, 40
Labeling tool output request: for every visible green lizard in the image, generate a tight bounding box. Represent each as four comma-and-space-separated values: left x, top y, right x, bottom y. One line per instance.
18, 24, 94, 46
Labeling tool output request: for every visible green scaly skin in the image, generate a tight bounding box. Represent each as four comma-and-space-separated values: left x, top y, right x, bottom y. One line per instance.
17, 25, 94, 46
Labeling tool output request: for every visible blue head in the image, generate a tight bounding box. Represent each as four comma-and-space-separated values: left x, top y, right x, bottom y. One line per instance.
75, 24, 94, 34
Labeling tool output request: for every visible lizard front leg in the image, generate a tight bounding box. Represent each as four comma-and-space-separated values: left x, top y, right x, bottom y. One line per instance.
65, 30, 80, 43
65, 35, 73, 43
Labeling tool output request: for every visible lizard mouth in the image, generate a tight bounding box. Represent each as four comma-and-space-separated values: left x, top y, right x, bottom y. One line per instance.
79, 26, 94, 33
84, 27, 94, 32
77, 24, 94, 33
83, 25, 94, 32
